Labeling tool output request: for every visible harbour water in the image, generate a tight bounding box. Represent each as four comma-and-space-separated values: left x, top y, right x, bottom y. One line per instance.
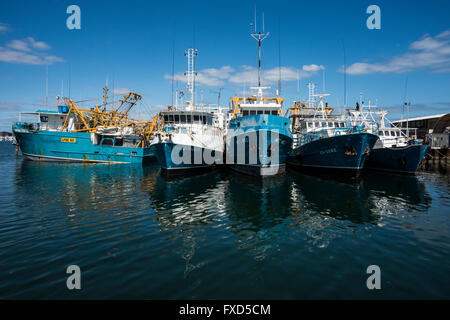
0, 141, 449, 299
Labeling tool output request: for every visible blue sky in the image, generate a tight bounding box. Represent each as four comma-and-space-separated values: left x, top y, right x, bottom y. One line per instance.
0, 0, 449, 131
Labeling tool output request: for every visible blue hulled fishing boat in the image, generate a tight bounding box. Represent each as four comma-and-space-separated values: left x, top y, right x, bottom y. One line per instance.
226, 87, 293, 176
348, 106, 430, 174
13, 91, 155, 164
287, 90, 378, 173
149, 48, 225, 172
224, 23, 292, 176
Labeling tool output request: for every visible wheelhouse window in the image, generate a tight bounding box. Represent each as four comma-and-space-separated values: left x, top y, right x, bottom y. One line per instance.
257, 110, 263, 115
328, 122, 333, 127
321, 122, 326, 127
193, 115, 199, 123
340, 123, 345, 127
264, 110, 270, 115
40, 116, 48, 122
168, 115, 174, 122
186, 115, 192, 123
180, 115, 186, 123
384, 131, 389, 136
390, 131, 395, 137
174, 114, 180, 123
250, 110, 256, 115
378, 131, 384, 136
315, 122, 320, 128
307, 122, 312, 128
271, 110, 277, 115
243, 110, 249, 116
164, 115, 169, 122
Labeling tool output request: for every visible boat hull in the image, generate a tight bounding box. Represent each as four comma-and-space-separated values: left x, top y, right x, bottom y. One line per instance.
288, 133, 379, 173
226, 115, 293, 177
364, 144, 430, 174
151, 142, 222, 171
13, 128, 154, 164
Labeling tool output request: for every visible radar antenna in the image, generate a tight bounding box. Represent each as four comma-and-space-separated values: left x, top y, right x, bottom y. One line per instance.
250, 8, 269, 87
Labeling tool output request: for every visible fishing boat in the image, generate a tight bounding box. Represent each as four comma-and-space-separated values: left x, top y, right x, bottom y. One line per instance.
348, 103, 430, 174
286, 85, 378, 173
226, 87, 292, 176
225, 24, 292, 176
13, 89, 157, 164
149, 48, 225, 172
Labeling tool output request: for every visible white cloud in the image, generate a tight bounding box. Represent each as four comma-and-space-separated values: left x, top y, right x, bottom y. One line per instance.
112, 88, 131, 95
165, 64, 324, 87
6, 40, 31, 52
165, 66, 234, 87
0, 46, 63, 65
6, 37, 51, 52
26, 37, 51, 50
0, 37, 62, 65
229, 64, 324, 85
0, 23, 10, 33
302, 64, 325, 72
342, 29, 450, 75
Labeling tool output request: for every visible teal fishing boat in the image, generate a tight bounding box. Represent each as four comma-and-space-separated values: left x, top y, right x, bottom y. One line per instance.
348, 103, 430, 174
287, 90, 378, 173
13, 91, 156, 164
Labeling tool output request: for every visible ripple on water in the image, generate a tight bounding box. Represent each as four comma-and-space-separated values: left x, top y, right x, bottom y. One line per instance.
0, 142, 449, 299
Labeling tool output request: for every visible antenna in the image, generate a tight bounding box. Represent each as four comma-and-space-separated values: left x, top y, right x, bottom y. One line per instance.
342, 39, 347, 108
45, 65, 48, 108
322, 68, 326, 93
175, 80, 179, 109
68, 64, 71, 100
171, 38, 175, 107
102, 75, 109, 111
211, 88, 224, 107
263, 12, 265, 33
402, 75, 408, 122
250, 9, 270, 87
112, 72, 115, 109
308, 82, 316, 108
254, 4, 257, 34
277, 17, 281, 96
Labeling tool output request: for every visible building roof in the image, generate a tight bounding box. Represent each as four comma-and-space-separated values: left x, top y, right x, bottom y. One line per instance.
392, 113, 448, 123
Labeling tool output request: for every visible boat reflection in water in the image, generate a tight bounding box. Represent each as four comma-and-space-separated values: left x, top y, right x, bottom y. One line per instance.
142, 166, 431, 262
15, 161, 431, 255
10, 159, 432, 298
142, 169, 228, 278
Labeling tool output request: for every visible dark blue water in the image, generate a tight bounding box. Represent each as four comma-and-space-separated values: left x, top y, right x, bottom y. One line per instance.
0, 141, 449, 299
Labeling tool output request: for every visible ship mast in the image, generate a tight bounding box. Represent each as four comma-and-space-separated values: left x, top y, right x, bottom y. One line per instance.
250, 11, 269, 88
184, 48, 198, 111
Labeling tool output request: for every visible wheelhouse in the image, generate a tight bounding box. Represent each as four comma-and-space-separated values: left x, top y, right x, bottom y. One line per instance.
230, 94, 284, 119
291, 116, 348, 132
240, 106, 280, 116
161, 110, 214, 126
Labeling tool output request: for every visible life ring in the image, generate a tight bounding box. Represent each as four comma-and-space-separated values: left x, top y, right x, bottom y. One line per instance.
335, 130, 341, 136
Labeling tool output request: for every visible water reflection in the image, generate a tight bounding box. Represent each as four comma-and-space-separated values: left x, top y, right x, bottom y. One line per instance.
143, 169, 227, 277
13, 160, 432, 269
